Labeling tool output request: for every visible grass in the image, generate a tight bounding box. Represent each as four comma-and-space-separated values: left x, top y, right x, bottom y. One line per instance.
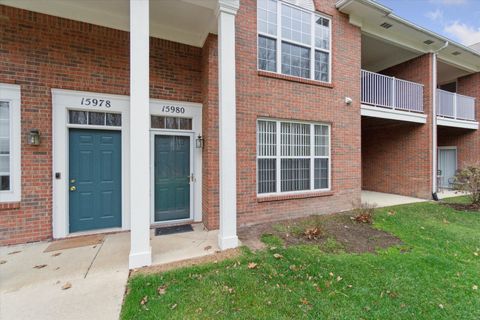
121, 197, 480, 319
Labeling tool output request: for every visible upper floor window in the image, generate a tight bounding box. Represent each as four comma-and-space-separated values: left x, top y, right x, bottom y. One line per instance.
0, 84, 21, 202
257, 0, 331, 82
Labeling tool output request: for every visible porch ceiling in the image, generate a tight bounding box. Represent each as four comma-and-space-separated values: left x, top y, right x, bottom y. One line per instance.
437, 60, 472, 85
0, 0, 218, 47
362, 34, 419, 72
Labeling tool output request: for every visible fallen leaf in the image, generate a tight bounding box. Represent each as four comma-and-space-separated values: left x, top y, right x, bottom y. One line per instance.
347, 284, 353, 288
273, 253, 283, 259
474, 252, 479, 256
420, 226, 425, 230
329, 272, 334, 277
171, 303, 177, 310
248, 262, 258, 269
8, 251, 21, 255
0, 260, 6, 265
51, 252, 62, 257
61, 282, 72, 290
473, 285, 478, 290
157, 285, 167, 295
140, 296, 148, 305
439, 304, 444, 309
34, 264, 47, 269
204, 245, 212, 251
387, 210, 396, 216
300, 298, 309, 305
336, 276, 342, 282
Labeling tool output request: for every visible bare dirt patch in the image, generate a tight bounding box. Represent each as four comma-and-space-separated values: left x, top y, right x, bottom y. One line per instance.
239, 212, 401, 254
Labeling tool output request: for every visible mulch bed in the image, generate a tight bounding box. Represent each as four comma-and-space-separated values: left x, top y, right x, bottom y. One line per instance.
441, 202, 480, 212
239, 212, 401, 254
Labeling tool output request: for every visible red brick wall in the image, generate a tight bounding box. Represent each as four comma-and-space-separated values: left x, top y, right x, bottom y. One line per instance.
0, 5, 203, 245
2, 0, 365, 243
437, 72, 480, 168
362, 54, 434, 199
232, 0, 362, 226
201, 34, 220, 229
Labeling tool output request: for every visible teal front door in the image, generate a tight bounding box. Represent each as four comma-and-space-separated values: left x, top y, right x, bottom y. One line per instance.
69, 129, 122, 232
154, 135, 191, 222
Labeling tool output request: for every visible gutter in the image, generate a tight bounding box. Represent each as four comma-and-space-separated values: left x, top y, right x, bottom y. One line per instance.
431, 41, 449, 201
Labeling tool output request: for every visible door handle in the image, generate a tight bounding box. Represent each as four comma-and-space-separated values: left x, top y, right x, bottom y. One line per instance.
187, 174, 195, 183
70, 186, 76, 191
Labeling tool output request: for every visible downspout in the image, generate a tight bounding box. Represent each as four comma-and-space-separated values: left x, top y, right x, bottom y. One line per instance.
431, 41, 449, 201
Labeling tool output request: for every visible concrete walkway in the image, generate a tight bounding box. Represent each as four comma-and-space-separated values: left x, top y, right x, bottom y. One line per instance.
361, 190, 426, 208
0, 224, 219, 320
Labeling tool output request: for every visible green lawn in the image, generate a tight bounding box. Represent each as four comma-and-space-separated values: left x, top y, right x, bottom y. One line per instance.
121, 198, 480, 319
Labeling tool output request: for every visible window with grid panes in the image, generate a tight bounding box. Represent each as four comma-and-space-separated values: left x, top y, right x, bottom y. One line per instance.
257, 0, 331, 82
257, 119, 330, 195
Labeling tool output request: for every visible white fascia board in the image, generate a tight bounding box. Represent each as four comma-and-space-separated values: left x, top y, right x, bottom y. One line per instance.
437, 117, 479, 130
361, 104, 427, 124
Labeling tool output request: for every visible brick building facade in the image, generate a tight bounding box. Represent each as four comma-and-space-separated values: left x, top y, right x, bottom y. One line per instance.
0, 0, 479, 269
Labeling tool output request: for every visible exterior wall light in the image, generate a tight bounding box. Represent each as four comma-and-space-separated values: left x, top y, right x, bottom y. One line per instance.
345, 97, 353, 105
28, 129, 41, 146
196, 135, 204, 148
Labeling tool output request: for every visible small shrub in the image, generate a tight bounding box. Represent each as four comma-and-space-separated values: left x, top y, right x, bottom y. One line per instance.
452, 164, 480, 205
352, 202, 376, 224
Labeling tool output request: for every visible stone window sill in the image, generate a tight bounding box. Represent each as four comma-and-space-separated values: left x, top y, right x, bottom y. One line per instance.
257, 191, 334, 203
258, 70, 334, 88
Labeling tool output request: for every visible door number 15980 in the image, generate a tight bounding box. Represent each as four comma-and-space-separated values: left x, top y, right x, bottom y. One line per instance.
162, 105, 185, 114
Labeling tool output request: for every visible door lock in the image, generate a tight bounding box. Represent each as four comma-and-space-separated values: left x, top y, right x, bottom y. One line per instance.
69, 186, 76, 191
187, 174, 195, 183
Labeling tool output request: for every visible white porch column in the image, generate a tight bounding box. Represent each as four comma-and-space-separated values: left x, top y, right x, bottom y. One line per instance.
217, 0, 240, 250
129, 0, 152, 269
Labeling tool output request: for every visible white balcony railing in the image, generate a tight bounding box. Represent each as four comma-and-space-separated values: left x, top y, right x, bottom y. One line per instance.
437, 89, 476, 121
361, 69, 424, 113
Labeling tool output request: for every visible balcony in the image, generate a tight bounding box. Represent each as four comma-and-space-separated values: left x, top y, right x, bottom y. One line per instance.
436, 89, 478, 129
361, 70, 427, 123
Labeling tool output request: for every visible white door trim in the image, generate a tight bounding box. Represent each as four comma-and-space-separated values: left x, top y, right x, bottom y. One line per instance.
437, 146, 457, 189
52, 89, 130, 238
149, 99, 202, 222
150, 131, 195, 225
52, 89, 203, 238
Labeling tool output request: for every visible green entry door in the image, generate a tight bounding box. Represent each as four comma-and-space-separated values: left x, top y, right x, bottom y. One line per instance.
69, 129, 122, 232
154, 135, 191, 222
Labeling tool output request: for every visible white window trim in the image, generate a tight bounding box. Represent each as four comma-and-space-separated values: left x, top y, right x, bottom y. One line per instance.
257, 0, 333, 83
257, 118, 332, 197
0, 83, 21, 203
